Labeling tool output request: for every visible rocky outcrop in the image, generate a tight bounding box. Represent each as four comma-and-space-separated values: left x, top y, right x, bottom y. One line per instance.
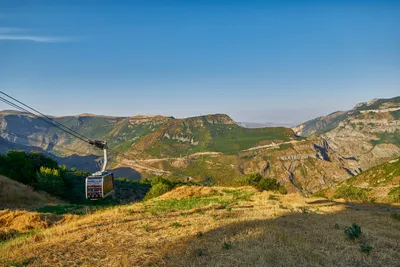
129, 115, 172, 126
290, 96, 400, 190
163, 133, 199, 145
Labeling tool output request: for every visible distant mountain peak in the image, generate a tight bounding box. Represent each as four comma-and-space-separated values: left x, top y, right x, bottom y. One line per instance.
0, 110, 28, 115
352, 96, 400, 111
294, 96, 400, 137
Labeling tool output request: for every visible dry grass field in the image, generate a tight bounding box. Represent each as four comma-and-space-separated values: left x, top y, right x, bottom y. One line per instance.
0, 175, 63, 210
1, 186, 399, 267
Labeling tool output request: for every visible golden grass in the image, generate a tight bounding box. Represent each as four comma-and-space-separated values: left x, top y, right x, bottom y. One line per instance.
0, 186, 399, 267
0, 175, 63, 210
0, 210, 64, 232
0, 209, 69, 247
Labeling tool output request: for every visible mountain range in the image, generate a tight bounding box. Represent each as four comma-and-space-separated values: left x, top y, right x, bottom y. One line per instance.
0, 96, 399, 197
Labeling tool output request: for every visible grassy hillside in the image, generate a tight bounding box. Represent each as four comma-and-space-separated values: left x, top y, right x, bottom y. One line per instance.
0, 175, 63, 209
127, 115, 297, 158
328, 158, 400, 203
1, 186, 399, 266
346, 157, 400, 187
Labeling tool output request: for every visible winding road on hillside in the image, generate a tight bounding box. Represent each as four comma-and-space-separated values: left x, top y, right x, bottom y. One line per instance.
241, 139, 306, 152
117, 139, 306, 175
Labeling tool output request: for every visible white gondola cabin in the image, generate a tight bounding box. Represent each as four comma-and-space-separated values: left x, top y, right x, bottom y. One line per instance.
86, 172, 114, 200
85, 140, 115, 200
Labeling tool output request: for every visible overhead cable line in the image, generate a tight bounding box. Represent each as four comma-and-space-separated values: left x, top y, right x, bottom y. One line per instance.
0, 94, 92, 145
0, 91, 93, 144
1, 91, 143, 166
0, 130, 102, 156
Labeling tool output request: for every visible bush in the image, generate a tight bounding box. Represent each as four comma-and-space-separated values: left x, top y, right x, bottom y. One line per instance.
278, 186, 288, 194
257, 178, 280, 191
61, 168, 90, 204
222, 242, 232, 250
144, 182, 172, 200
235, 174, 286, 193
235, 173, 262, 186
36, 167, 66, 197
151, 176, 172, 187
344, 223, 362, 240
333, 186, 372, 202
171, 222, 182, 228
360, 245, 373, 254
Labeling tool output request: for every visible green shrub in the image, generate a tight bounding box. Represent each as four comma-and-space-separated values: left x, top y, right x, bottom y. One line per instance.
235, 173, 262, 186
236, 174, 286, 193
360, 245, 373, 254
222, 242, 232, 250
333, 186, 372, 202
257, 178, 280, 191
171, 222, 182, 228
151, 176, 172, 187
144, 182, 172, 200
388, 186, 400, 203
278, 186, 288, 194
344, 224, 362, 240
36, 167, 66, 197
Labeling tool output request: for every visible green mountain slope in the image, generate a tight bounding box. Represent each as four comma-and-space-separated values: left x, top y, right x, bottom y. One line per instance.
0, 112, 297, 158
331, 157, 400, 202
130, 114, 296, 158
346, 157, 400, 187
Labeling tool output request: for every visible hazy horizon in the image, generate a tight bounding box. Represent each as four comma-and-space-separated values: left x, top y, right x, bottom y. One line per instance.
1, 94, 399, 126
1, 1, 399, 124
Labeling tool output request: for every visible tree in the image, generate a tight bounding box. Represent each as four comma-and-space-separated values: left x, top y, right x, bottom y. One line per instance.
36, 166, 66, 197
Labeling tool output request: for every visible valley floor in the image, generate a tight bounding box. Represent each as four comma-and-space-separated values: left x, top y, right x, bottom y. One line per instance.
1, 187, 400, 267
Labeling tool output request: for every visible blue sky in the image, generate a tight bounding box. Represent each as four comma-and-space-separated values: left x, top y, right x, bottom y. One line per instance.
0, 0, 399, 124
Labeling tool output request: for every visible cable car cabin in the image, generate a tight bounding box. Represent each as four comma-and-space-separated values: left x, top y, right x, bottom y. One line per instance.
85, 172, 115, 200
